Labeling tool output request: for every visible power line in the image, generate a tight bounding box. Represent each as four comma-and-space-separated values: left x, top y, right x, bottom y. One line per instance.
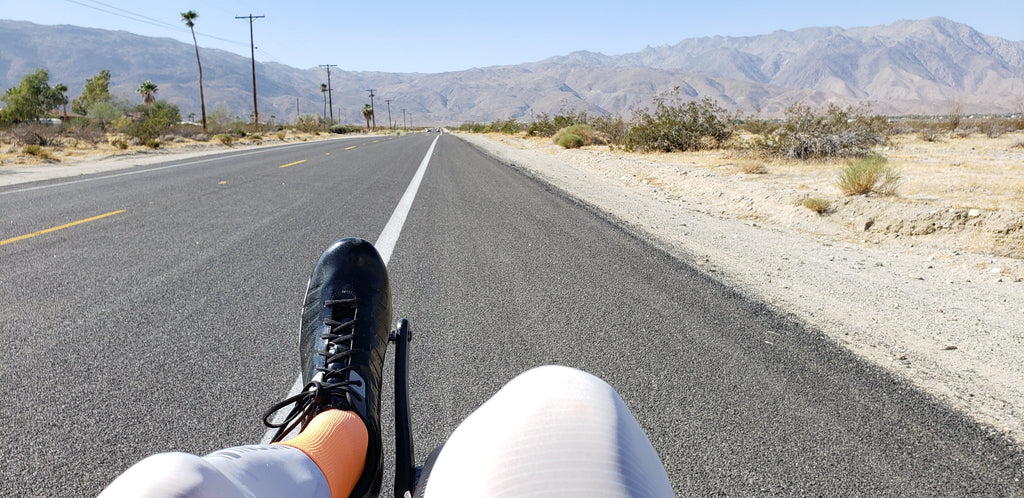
62, 0, 246, 47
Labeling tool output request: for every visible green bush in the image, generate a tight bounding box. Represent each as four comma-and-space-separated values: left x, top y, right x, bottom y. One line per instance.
557, 133, 584, 149
624, 94, 734, 152
756, 103, 889, 159
837, 154, 901, 196
329, 124, 360, 134
119, 101, 181, 141
554, 124, 595, 146
215, 134, 233, 146
23, 144, 42, 156
145, 139, 160, 149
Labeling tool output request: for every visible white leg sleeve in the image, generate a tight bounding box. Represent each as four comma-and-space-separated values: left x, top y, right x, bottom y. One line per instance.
99, 444, 330, 498
421, 365, 673, 497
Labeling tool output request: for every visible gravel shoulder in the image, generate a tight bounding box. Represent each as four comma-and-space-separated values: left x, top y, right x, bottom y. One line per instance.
458, 132, 1024, 445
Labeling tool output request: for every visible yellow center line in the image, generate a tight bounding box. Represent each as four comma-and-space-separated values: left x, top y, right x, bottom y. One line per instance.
1, 209, 127, 246
280, 159, 307, 168
345, 146, 357, 150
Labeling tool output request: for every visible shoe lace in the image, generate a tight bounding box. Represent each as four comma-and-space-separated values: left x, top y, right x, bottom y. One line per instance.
262, 294, 365, 443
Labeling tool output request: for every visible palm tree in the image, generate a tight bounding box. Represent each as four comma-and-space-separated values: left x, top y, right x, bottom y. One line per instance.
181, 10, 207, 132
320, 83, 328, 120
362, 104, 374, 130
53, 83, 68, 120
137, 80, 158, 113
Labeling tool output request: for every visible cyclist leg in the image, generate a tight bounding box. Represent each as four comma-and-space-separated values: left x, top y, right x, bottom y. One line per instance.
418, 365, 673, 496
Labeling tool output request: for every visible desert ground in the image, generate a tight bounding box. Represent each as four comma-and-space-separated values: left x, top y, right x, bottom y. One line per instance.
3, 130, 1023, 446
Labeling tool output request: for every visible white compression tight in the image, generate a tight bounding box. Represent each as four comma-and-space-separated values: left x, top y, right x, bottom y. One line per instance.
418, 365, 674, 497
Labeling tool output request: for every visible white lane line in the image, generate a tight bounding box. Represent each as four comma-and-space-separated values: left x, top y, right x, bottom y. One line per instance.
260, 135, 440, 445
374, 135, 439, 265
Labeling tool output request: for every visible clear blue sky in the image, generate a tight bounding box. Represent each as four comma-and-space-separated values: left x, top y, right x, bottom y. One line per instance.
5, 0, 1022, 73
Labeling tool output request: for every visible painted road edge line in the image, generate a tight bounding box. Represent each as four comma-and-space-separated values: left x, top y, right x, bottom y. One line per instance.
0, 210, 126, 246
260, 134, 440, 445
280, 160, 307, 168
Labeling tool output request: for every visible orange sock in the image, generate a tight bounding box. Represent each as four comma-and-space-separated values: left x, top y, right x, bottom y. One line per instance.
275, 409, 368, 497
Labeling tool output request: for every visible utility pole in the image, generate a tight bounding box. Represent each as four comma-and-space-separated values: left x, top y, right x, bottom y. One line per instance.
401, 108, 406, 129
320, 64, 336, 123
296, 98, 299, 122
384, 99, 393, 130
367, 89, 376, 129
236, 14, 264, 126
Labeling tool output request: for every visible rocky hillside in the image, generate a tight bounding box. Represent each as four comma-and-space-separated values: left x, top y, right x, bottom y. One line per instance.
1, 17, 1022, 124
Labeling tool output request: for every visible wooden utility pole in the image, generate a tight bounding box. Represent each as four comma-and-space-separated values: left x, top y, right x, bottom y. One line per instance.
384, 99, 393, 129
320, 64, 337, 123
367, 89, 376, 129
236, 14, 264, 125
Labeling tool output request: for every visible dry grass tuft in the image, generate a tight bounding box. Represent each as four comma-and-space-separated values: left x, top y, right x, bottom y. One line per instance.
837, 154, 901, 196
801, 197, 832, 214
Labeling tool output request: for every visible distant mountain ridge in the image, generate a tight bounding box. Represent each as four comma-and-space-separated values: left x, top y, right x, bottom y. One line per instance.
1, 17, 1022, 124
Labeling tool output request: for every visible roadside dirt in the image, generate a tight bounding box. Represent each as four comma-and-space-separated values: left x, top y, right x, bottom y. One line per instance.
459, 131, 1024, 445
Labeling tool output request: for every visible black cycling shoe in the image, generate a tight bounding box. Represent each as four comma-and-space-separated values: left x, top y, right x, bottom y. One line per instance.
264, 237, 391, 498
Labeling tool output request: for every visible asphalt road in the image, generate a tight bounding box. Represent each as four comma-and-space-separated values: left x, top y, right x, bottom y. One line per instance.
1, 133, 1022, 496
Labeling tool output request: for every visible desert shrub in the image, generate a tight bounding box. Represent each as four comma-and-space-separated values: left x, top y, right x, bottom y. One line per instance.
145, 139, 160, 149
63, 120, 106, 145
836, 154, 901, 196
119, 101, 181, 141
329, 124, 360, 134
15, 124, 63, 146
554, 124, 596, 146
527, 113, 557, 137
975, 117, 1014, 138
738, 117, 780, 135
275, 131, 286, 140
756, 103, 888, 160
23, 144, 42, 156
625, 94, 734, 153
1012, 140, 1024, 149
215, 134, 233, 145
802, 197, 832, 214
295, 114, 327, 134
458, 122, 486, 133
553, 109, 588, 130
557, 133, 584, 149
170, 123, 205, 139
590, 114, 628, 145
109, 136, 129, 150
488, 118, 522, 134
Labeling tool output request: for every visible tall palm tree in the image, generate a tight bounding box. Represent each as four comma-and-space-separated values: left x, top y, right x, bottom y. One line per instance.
53, 83, 68, 120
362, 104, 374, 130
320, 83, 328, 120
181, 10, 207, 131
137, 80, 158, 113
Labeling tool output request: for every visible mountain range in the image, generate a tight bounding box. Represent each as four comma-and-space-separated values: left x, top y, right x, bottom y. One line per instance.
1, 17, 1022, 125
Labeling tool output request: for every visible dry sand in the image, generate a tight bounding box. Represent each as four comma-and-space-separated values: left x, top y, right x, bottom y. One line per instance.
459, 132, 1024, 445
